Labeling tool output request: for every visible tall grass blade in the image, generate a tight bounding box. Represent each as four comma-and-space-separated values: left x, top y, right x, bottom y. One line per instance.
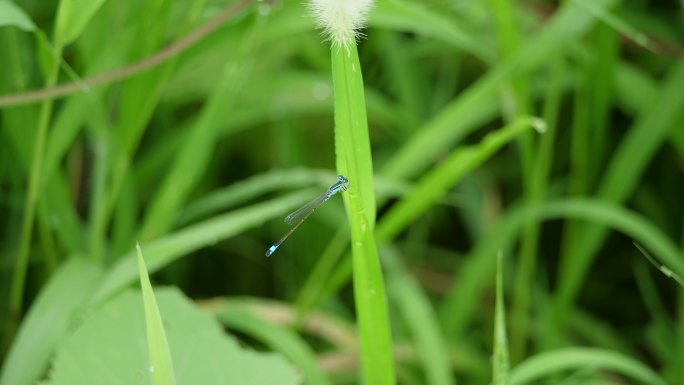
332, 42, 395, 384
384, 246, 454, 385
493, 250, 510, 385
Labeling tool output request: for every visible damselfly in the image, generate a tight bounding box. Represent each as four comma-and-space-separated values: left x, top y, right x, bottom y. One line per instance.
266, 175, 349, 257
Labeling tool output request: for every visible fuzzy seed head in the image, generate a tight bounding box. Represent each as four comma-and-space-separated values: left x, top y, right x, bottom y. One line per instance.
308, 0, 374, 48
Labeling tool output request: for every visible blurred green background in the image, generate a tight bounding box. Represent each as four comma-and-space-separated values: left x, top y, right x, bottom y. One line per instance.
1, 0, 683, 384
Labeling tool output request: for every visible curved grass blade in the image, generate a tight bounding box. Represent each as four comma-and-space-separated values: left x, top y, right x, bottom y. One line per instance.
510, 347, 667, 385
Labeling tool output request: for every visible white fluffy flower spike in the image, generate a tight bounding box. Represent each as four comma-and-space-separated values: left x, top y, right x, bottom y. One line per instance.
308, 0, 374, 49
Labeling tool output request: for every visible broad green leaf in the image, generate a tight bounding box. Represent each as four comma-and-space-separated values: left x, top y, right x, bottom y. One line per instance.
41, 288, 301, 385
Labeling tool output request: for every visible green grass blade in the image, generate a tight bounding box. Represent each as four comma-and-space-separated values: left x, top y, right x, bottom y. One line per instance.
486, 0, 531, 121
384, 246, 454, 385
54, 0, 107, 46
136, 244, 176, 385
377, 117, 544, 242
294, 227, 350, 316
332, 49, 376, 226
675, 289, 684, 385
373, 30, 426, 131
332, 43, 394, 384
572, 0, 650, 49
509, 347, 667, 385
634, 241, 684, 286
614, 63, 658, 115
493, 250, 510, 385
10, 22, 63, 342
511, 56, 565, 361
587, 23, 619, 170
601, 59, 684, 206
86, 99, 114, 261
42, 170, 87, 254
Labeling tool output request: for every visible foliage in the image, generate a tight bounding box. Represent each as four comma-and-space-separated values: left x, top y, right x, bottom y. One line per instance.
1, 0, 683, 384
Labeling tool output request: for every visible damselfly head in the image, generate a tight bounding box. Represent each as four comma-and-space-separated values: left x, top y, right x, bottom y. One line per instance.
338, 175, 349, 191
